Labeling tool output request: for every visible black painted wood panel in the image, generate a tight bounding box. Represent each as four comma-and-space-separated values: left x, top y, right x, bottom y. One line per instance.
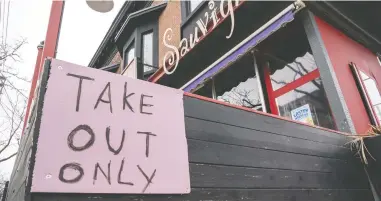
365, 136, 381, 199
183, 96, 351, 146
189, 163, 368, 189
187, 139, 358, 173
32, 189, 374, 201
185, 117, 352, 159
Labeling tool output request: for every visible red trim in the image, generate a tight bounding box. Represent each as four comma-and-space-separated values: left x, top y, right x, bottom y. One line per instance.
22, 47, 43, 135
22, 1, 64, 134
184, 92, 350, 136
263, 63, 278, 115
148, 0, 246, 83
273, 69, 320, 98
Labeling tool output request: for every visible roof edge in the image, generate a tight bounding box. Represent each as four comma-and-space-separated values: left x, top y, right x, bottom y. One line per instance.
114, 2, 168, 42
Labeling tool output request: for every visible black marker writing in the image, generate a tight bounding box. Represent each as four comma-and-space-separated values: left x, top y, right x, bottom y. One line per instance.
123, 82, 135, 112
137, 165, 156, 193
105, 127, 125, 155
140, 94, 153, 115
118, 158, 134, 186
94, 82, 113, 113
59, 163, 84, 183
137, 131, 157, 158
66, 73, 94, 112
93, 161, 111, 185
67, 124, 95, 151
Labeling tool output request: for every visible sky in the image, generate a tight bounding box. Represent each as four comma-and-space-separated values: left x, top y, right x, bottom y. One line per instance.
0, 0, 124, 179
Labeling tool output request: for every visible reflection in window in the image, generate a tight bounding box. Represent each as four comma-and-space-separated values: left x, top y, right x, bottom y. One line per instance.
193, 53, 264, 112
359, 71, 381, 125
142, 32, 154, 74
276, 78, 335, 129
125, 42, 135, 69
267, 52, 317, 91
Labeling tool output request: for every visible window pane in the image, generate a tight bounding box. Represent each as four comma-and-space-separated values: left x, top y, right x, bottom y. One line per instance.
363, 78, 381, 105
359, 70, 381, 125
359, 71, 370, 80
256, 18, 318, 91
215, 53, 264, 111
190, 0, 203, 12
276, 78, 336, 130
125, 43, 135, 67
142, 32, 154, 73
268, 52, 317, 91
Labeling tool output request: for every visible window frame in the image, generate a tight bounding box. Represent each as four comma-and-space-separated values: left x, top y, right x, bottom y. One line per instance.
180, 0, 207, 24
192, 52, 267, 113
122, 22, 158, 80
141, 30, 156, 77
350, 62, 381, 126
125, 41, 135, 69
184, 15, 338, 130
122, 30, 137, 71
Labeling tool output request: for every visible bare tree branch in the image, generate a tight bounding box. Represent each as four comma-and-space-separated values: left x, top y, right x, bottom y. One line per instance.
0, 38, 27, 62
0, 38, 28, 164
0, 152, 17, 163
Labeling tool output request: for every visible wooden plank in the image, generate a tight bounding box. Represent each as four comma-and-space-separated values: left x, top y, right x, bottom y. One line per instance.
188, 163, 369, 189
185, 117, 352, 159
183, 96, 350, 146
187, 139, 361, 173
365, 136, 381, 198
31, 189, 374, 201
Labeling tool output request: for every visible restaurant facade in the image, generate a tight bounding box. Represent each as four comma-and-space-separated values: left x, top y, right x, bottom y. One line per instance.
4, 1, 381, 201
89, 0, 381, 135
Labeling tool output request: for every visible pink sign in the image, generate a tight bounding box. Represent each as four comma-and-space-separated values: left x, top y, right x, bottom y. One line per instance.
31, 59, 190, 194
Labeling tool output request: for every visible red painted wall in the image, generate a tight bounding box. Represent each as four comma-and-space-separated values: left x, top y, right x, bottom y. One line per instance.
315, 16, 381, 134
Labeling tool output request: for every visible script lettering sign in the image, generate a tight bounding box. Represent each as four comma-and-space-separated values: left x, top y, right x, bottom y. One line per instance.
162, 0, 241, 74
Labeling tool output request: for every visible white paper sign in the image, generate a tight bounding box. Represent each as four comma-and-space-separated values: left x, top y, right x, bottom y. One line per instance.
291, 104, 314, 125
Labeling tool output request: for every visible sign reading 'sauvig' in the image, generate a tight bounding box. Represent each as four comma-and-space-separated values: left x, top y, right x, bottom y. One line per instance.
31, 59, 190, 194
163, 0, 240, 75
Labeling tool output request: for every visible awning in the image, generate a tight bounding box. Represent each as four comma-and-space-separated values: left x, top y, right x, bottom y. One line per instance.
182, 1, 305, 92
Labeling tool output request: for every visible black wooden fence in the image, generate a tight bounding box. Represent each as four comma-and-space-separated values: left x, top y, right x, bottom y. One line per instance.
4, 61, 374, 201
365, 136, 381, 200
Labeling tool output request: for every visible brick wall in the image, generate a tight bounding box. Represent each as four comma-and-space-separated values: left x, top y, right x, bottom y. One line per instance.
106, 51, 122, 73
108, 51, 122, 66
107, 0, 181, 74
157, 1, 181, 68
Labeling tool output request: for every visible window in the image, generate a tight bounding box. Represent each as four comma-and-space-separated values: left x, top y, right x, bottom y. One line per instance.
256, 19, 336, 129
142, 31, 154, 75
193, 52, 265, 112
121, 24, 158, 80
360, 72, 381, 124
124, 42, 135, 70
181, 0, 204, 21
189, 19, 337, 130
268, 52, 317, 91
351, 63, 381, 126
275, 78, 335, 129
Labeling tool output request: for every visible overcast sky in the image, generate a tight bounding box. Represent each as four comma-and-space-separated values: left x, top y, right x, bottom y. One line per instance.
0, 0, 124, 179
